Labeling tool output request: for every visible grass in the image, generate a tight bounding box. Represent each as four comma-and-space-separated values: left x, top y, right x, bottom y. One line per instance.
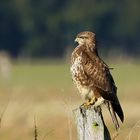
0, 60, 140, 139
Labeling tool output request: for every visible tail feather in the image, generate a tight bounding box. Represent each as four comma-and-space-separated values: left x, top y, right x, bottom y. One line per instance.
107, 101, 120, 130
112, 102, 124, 123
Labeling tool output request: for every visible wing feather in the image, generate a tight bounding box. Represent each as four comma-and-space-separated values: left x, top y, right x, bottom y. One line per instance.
82, 52, 124, 122
82, 52, 116, 97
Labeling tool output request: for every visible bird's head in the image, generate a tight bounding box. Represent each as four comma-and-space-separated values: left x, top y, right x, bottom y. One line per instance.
75, 31, 96, 50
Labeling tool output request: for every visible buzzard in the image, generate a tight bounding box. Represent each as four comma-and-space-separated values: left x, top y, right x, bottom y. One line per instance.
70, 31, 124, 130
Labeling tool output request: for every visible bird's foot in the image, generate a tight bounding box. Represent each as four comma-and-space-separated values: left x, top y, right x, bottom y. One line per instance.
90, 97, 97, 105
80, 98, 97, 109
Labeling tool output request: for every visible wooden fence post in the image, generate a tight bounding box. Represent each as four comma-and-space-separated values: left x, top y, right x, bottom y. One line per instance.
73, 106, 111, 140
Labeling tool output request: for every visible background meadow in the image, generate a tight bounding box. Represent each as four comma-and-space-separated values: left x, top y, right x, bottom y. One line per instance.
0, 60, 139, 140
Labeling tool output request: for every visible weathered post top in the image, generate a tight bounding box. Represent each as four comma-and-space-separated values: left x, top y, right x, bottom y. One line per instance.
73, 106, 111, 140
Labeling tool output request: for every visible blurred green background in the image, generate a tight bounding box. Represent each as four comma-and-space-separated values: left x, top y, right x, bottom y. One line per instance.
0, 0, 140, 140
0, 0, 140, 58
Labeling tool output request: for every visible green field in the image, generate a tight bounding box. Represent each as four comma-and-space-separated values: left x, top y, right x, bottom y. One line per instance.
0, 61, 140, 140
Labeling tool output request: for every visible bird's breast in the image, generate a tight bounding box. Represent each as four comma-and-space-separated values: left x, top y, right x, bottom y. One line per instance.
70, 55, 92, 95
70, 55, 84, 84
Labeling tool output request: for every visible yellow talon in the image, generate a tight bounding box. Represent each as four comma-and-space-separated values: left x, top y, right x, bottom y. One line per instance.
89, 97, 97, 105
82, 97, 97, 108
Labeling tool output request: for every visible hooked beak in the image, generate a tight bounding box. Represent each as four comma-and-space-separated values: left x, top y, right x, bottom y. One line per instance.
75, 37, 78, 42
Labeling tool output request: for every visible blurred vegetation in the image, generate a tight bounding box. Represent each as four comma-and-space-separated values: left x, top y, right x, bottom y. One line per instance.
0, 62, 140, 139
0, 0, 140, 58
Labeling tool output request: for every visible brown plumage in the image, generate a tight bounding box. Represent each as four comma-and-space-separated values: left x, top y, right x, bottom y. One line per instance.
70, 31, 124, 130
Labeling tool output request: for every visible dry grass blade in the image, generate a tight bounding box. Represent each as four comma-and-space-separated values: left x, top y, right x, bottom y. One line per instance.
34, 116, 38, 140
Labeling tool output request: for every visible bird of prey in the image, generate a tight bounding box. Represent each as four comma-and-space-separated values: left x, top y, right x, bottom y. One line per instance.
70, 31, 124, 130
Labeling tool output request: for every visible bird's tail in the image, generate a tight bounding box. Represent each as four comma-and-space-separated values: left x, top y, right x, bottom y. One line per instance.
106, 101, 120, 131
